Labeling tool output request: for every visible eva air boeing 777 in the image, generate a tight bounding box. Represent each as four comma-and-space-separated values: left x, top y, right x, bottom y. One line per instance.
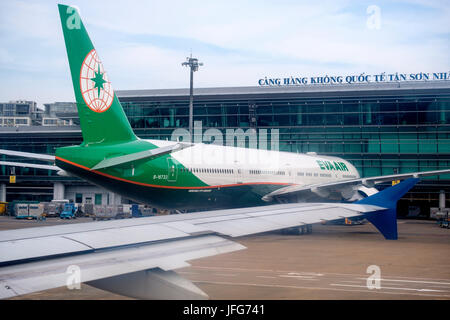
0, 5, 449, 300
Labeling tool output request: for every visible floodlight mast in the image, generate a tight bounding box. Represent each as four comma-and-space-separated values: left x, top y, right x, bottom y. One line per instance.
182, 55, 203, 142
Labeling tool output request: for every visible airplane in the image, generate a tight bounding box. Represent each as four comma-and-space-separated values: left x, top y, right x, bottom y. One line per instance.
0, 4, 449, 300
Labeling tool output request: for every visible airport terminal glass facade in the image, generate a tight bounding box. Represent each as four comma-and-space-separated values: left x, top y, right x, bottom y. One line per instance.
0, 81, 449, 211
118, 82, 450, 180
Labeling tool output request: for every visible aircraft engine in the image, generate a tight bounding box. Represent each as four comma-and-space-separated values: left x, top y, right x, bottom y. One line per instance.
342, 185, 379, 201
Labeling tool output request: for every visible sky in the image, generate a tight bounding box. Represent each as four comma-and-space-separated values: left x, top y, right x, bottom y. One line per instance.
0, 0, 449, 108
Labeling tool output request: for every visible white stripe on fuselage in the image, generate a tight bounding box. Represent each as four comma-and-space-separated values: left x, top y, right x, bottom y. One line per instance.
146, 139, 360, 187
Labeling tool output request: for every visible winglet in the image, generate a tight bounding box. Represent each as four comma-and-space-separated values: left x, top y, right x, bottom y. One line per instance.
356, 178, 420, 240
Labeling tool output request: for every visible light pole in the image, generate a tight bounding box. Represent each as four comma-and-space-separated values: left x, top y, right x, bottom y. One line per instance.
182, 55, 203, 142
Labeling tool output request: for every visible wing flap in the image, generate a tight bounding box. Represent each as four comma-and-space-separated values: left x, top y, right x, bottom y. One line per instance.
0, 236, 92, 265
63, 224, 189, 250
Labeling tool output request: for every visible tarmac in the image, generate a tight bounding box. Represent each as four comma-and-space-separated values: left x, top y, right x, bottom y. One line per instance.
1, 216, 449, 300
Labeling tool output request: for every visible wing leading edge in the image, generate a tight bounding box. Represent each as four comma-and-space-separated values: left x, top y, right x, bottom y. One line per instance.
262, 169, 450, 201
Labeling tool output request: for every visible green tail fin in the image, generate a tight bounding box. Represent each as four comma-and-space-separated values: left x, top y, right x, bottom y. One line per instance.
58, 4, 136, 145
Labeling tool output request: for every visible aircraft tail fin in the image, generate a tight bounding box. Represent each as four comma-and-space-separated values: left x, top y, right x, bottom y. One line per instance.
58, 4, 136, 146
357, 178, 420, 240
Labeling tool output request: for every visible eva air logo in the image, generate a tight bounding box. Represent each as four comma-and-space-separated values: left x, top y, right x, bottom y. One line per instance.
79, 49, 114, 113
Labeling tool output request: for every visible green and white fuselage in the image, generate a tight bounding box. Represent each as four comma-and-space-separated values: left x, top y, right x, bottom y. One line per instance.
53, 4, 364, 210
55, 138, 359, 210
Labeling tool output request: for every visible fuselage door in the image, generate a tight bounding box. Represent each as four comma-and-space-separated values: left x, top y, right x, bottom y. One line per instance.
167, 157, 178, 182
234, 160, 244, 184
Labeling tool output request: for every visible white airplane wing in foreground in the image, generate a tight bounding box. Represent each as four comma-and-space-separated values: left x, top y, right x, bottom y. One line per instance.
0, 179, 418, 299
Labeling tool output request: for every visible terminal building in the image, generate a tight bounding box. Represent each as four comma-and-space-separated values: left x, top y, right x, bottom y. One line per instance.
0, 80, 449, 216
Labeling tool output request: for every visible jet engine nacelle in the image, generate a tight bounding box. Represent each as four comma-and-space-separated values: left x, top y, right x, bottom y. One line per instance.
341, 185, 379, 201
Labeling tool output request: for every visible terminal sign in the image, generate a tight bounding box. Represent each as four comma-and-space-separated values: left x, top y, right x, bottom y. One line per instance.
258, 71, 450, 87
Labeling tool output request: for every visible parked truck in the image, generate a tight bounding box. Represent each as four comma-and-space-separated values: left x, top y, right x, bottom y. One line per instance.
15, 203, 45, 220
92, 204, 133, 220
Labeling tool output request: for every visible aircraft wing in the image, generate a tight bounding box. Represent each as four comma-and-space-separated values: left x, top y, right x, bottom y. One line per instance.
0, 200, 388, 300
0, 161, 60, 171
262, 169, 450, 201
0, 144, 193, 172
0, 149, 55, 162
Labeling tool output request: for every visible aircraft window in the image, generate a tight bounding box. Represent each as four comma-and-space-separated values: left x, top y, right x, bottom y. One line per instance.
320, 173, 331, 177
